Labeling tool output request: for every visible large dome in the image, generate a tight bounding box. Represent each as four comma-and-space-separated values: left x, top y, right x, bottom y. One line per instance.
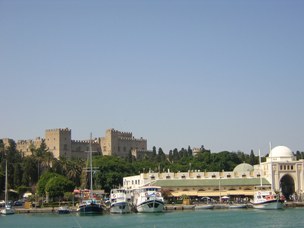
233, 163, 254, 173
270, 146, 293, 158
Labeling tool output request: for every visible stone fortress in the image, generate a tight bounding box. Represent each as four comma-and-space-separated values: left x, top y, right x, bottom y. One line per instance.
3, 128, 148, 159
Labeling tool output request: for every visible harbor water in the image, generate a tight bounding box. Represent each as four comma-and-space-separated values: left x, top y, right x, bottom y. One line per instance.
1, 208, 303, 228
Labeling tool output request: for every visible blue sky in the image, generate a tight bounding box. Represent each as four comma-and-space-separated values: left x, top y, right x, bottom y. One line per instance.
1, 0, 303, 155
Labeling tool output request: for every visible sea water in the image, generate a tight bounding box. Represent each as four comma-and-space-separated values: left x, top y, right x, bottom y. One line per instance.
0, 208, 303, 228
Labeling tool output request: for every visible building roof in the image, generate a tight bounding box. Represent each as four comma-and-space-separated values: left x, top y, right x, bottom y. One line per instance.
233, 163, 254, 173
152, 178, 270, 187
270, 146, 293, 158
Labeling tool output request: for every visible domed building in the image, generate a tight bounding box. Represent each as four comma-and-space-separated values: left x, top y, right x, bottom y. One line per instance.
123, 145, 303, 201
233, 163, 254, 173
257, 145, 302, 200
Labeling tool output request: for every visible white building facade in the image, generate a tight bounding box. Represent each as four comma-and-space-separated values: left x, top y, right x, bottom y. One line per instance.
123, 145, 304, 200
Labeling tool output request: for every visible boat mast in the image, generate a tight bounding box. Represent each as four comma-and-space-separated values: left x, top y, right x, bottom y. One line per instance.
4, 160, 8, 204
89, 133, 93, 199
269, 142, 274, 192
259, 149, 263, 187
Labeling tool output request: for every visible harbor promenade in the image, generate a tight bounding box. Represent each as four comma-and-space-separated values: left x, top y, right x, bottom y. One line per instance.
12, 201, 304, 213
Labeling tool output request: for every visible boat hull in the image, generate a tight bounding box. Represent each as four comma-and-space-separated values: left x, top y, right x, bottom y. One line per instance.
228, 204, 248, 209
137, 200, 164, 213
77, 204, 103, 214
1, 206, 15, 215
252, 200, 284, 210
110, 202, 131, 214
57, 206, 70, 214
195, 204, 214, 209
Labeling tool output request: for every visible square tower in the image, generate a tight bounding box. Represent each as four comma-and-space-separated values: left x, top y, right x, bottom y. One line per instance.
45, 128, 72, 158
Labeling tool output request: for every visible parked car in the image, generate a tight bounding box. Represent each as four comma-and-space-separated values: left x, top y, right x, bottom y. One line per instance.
14, 200, 24, 206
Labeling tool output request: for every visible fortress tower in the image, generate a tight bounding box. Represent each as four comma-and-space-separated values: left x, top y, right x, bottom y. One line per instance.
100, 128, 147, 158
45, 128, 72, 159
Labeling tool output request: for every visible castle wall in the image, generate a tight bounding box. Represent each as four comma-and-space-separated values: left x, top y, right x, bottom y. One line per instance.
100, 128, 147, 158
71, 139, 101, 159
16, 138, 43, 156
3, 128, 147, 160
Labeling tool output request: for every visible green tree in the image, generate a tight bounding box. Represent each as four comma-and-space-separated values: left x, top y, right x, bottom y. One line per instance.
249, 150, 255, 165
22, 156, 38, 186
36, 172, 59, 196
45, 175, 75, 200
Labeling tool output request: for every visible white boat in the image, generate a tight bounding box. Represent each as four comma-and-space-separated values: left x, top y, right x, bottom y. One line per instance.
110, 189, 131, 214
251, 191, 284, 210
1, 160, 15, 215
57, 205, 70, 214
251, 148, 284, 210
133, 186, 164, 213
195, 204, 214, 209
228, 203, 248, 209
77, 133, 103, 214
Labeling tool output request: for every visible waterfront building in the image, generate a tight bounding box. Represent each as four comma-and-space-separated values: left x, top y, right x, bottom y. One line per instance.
123, 146, 304, 200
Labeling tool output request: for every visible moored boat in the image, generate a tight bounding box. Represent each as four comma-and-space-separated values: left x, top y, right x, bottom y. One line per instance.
228, 203, 248, 209
110, 188, 131, 214
133, 186, 164, 213
57, 205, 70, 214
195, 204, 214, 209
77, 133, 103, 215
77, 199, 103, 214
1, 160, 15, 215
251, 191, 284, 210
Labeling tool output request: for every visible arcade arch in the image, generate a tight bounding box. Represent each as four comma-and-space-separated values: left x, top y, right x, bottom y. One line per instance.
280, 174, 295, 199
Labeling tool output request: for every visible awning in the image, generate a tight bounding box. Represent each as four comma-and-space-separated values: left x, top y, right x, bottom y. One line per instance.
169, 190, 254, 197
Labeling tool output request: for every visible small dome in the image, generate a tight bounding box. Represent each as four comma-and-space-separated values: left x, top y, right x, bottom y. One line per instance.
233, 163, 254, 173
270, 146, 293, 158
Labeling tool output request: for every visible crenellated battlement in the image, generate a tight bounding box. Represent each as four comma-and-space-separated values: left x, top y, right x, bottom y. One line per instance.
118, 136, 146, 142
17, 139, 34, 144
108, 128, 133, 138
45, 128, 71, 132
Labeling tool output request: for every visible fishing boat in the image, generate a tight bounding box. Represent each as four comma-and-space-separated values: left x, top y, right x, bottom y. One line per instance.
110, 188, 131, 214
251, 148, 284, 210
251, 191, 284, 209
1, 160, 15, 215
77, 134, 103, 214
133, 186, 164, 213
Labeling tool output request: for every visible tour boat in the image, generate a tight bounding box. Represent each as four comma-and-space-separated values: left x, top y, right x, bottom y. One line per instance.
1, 160, 15, 215
251, 148, 284, 210
110, 188, 131, 214
133, 186, 164, 213
77, 134, 103, 214
251, 191, 284, 210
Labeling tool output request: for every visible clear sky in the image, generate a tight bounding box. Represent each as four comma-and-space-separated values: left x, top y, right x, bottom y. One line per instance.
1, 0, 303, 155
